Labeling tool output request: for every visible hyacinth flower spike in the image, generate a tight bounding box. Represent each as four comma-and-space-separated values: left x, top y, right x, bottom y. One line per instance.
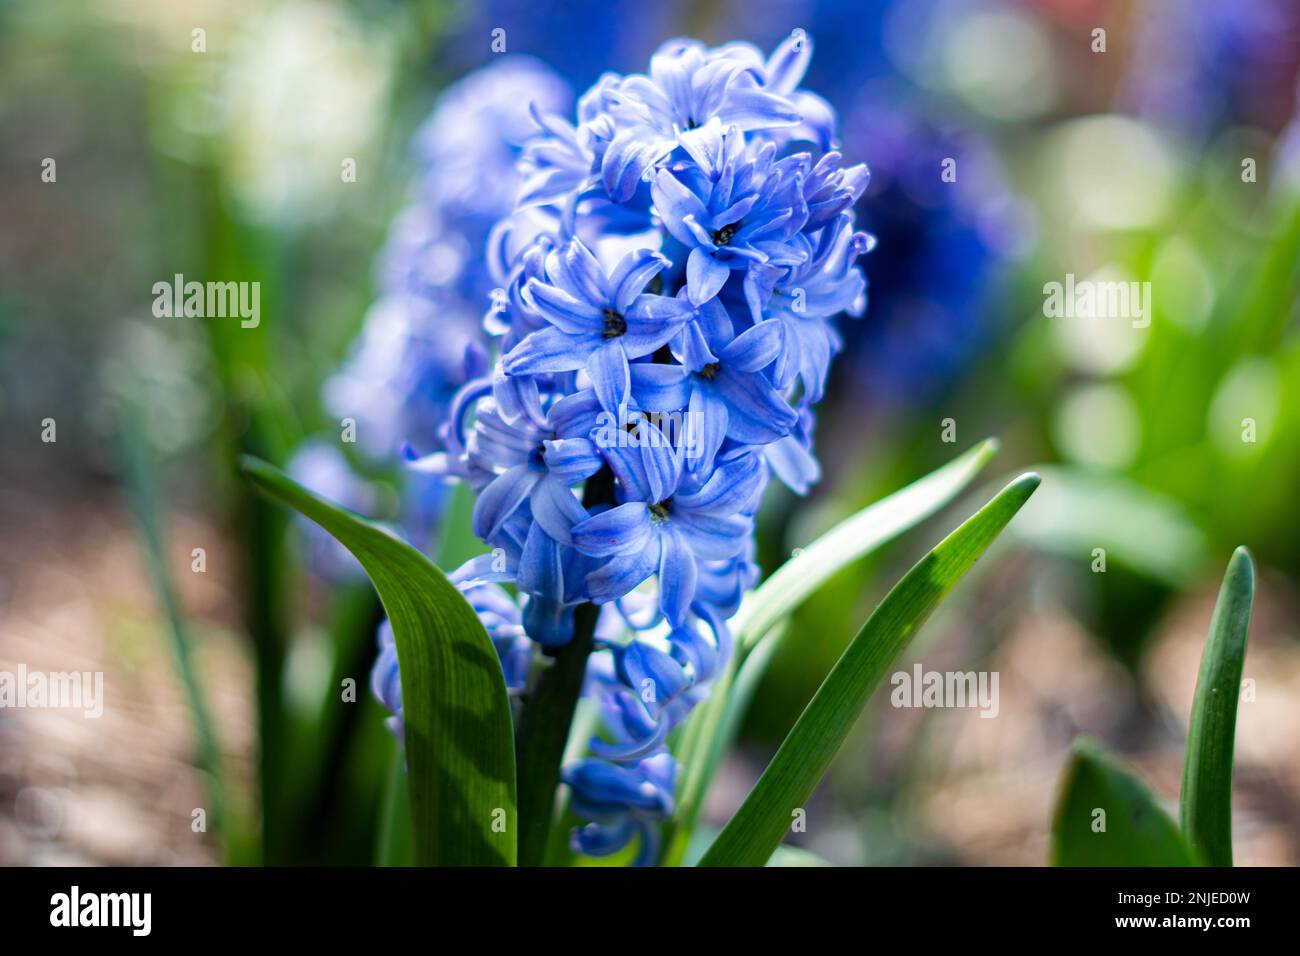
343, 32, 894, 866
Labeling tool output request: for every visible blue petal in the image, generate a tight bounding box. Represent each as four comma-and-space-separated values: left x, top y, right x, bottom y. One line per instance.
677, 311, 720, 372
548, 238, 610, 306
492, 368, 546, 429
611, 248, 670, 315
585, 535, 661, 601
720, 318, 784, 372
518, 520, 564, 600
636, 421, 681, 503
523, 594, 575, 648
603, 128, 674, 203
530, 477, 588, 544
564, 758, 669, 814
589, 712, 669, 763
522, 277, 602, 334
630, 362, 690, 411
543, 437, 603, 484
621, 294, 693, 359
764, 30, 812, 95
547, 388, 603, 439
616, 640, 692, 713
677, 117, 726, 177
685, 384, 727, 475
715, 369, 797, 443
472, 465, 539, 541
675, 512, 750, 560
686, 247, 730, 305
713, 193, 759, 228
651, 168, 710, 247
503, 325, 598, 375
656, 527, 697, 627
572, 502, 652, 557
586, 341, 631, 414
599, 434, 652, 501
765, 433, 821, 495
789, 90, 838, 151
570, 819, 636, 857
717, 84, 800, 131
450, 552, 519, 588
668, 623, 720, 683
675, 451, 764, 514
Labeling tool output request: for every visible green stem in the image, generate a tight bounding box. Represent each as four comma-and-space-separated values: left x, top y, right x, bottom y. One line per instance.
512, 468, 613, 866
514, 606, 598, 866
376, 739, 414, 866
240, 419, 292, 865
118, 402, 229, 852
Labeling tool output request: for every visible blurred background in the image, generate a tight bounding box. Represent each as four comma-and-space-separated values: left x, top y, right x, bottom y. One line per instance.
2, 0, 1299, 866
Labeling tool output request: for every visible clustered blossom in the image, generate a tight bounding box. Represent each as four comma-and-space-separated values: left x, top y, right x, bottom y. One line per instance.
291, 58, 571, 575
393, 33, 872, 864
326, 56, 573, 463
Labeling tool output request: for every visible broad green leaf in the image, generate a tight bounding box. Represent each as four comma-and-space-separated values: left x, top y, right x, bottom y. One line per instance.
698, 473, 1040, 867
241, 455, 516, 866
1181, 547, 1254, 867
1053, 737, 1197, 866
375, 483, 477, 866
663, 439, 1001, 865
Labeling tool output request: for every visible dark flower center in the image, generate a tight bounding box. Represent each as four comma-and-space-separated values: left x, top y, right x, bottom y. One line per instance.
603, 307, 627, 339
711, 222, 740, 246
649, 500, 672, 522
699, 362, 721, 381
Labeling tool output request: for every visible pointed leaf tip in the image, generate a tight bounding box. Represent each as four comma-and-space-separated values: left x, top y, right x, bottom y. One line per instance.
698, 467, 1037, 867
1180, 546, 1255, 867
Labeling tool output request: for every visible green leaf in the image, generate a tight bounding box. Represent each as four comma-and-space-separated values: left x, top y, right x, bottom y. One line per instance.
1181, 547, 1255, 867
375, 484, 478, 867
736, 439, 1002, 653
663, 439, 1001, 865
681, 825, 831, 866
241, 455, 516, 866
1009, 466, 1209, 587
698, 472, 1040, 867
376, 739, 414, 866
1053, 738, 1198, 866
